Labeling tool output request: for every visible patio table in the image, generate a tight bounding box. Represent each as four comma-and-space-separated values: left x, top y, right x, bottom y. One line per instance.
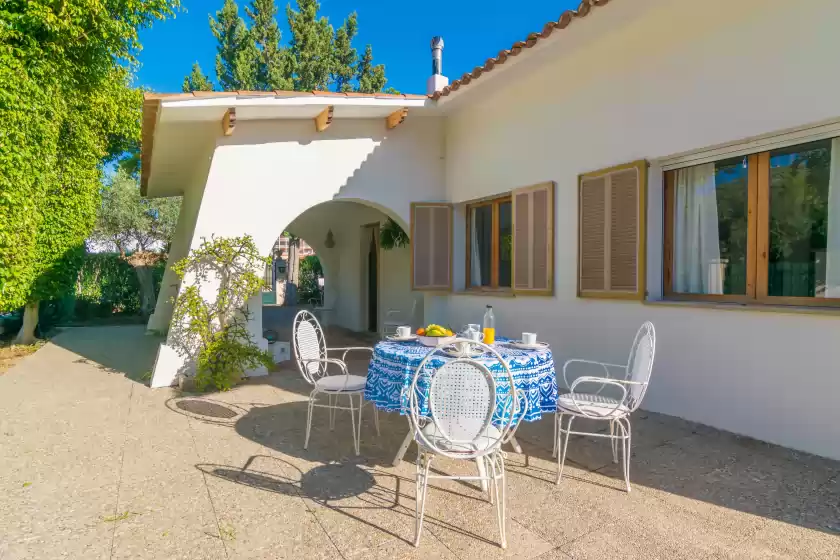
365, 337, 558, 467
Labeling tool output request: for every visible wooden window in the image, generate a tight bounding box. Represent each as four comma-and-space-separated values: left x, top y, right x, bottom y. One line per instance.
411, 202, 453, 291
466, 196, 512, 290
664, 137, 840, 307
512, 182, 555, 295
465, 182, 555, 295
578, 160, 647, 299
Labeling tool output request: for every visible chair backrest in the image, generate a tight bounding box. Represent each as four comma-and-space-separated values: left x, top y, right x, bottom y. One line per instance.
293, 310, 327, 384
624, 321, 656, 411
409, 339, 516, 459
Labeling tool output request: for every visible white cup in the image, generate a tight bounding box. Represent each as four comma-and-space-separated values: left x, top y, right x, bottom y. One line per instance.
456, 340, 472, 355
462, 324, 483, 341
396, 326, 411, 338
522, 332, 537, 345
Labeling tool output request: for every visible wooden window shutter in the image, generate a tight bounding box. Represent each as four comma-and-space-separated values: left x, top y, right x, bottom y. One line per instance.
577, 160, 647, 299
512, 182, 555, 295
411, 203, 453, 291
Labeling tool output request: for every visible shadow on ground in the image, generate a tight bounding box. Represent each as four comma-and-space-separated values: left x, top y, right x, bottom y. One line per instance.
50, 325, 161, 383
175, 377, 840, 541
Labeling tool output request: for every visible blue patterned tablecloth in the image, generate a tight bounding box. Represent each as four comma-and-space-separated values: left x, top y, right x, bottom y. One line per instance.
365, 338, 558, 423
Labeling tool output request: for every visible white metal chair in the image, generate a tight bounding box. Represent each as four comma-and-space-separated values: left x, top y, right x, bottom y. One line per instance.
381, 298, 418, 337
408, 339, 522, 548
554, 322, 655, 492
292, 310, 379, 455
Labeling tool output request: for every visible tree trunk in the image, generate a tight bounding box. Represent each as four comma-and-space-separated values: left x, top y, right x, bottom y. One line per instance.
15, 301, 39, 345
134, 265, 156, 317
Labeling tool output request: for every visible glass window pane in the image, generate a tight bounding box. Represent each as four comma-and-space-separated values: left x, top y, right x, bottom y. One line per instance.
469, 205, 492, 287
767, 138, 836, 298
673, 157, 748, 295
498, 201, 512, 287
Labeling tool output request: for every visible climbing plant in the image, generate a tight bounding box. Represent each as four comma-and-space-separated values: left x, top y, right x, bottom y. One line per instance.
0, 0, 180, 344
170, 235, 273, 391
379, 218, 409, 250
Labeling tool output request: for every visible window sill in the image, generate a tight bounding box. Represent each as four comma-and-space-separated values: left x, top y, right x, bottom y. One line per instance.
455, 289, 516, 298
645, 299, 840, 317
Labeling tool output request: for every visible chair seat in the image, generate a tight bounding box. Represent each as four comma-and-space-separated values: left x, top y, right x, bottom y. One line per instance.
315, 374, 367, 392
557, 392, 630, 418
417, 423, 502, 454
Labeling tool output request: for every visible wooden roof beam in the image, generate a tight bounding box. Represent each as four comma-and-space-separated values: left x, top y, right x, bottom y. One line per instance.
222, 108, 236, 136
315, 106, 334, 132
386, 108, 408, 130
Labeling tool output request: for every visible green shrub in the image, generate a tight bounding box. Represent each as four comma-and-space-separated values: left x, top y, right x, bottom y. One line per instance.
36, 253, 166, 327
298, 255, 323, 303
170, 235, 273, 391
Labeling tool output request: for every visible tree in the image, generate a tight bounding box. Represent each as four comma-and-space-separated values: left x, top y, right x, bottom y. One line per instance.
331, 13, 358, 92
245, 0, 293, 90
286, 0, 334, 91
92, 170, 181, 316
196, 0, 391, 93
210, 0, 258, 91
0, 1, 180, 344
356, 44, 387, 93
182, 62, 214, 92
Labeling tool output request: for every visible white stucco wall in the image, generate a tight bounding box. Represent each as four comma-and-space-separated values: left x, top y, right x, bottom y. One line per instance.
435, 0, 840, 459
150, 116, 442, 387
287, 201, 420, 333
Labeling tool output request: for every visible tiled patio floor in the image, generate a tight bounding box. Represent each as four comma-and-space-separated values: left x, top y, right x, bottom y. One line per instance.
1, 325, 838, 559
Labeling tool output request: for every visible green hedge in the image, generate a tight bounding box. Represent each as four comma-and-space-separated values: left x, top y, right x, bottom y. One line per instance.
40, 253, 166, 328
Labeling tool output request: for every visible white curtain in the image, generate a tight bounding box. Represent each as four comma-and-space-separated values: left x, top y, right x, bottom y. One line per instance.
824, 139, 840, 297
470, 208, 482, 286
674, 163, 723, 294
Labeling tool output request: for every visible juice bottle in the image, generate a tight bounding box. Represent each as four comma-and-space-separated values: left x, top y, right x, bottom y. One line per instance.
482, 305, 495, 345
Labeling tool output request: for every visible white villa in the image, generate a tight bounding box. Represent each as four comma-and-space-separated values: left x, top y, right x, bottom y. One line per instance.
142, 0, 840, 461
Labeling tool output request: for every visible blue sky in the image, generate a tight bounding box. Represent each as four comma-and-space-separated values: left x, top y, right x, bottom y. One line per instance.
136, 1, 579, 94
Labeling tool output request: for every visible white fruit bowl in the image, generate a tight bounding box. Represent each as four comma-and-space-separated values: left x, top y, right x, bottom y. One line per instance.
418, 335, 456, 347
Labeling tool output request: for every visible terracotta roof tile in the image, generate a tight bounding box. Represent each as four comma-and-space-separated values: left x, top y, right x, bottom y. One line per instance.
430, 0, 614, 100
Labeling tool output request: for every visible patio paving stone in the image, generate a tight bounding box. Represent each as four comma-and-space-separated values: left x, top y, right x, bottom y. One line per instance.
2, 325, 840, 559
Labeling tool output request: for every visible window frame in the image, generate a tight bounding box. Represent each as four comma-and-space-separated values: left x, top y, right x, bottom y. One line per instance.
577, 160, 647, 300
465, 195, 512, 291
663, 147, 840, 307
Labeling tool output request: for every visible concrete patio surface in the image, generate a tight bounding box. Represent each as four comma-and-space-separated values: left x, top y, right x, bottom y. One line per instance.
1, 325, 838, 559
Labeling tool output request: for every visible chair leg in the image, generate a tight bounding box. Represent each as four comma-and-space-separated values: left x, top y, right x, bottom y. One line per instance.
552, 412, 559, 458
493, 453, 507, 549
305, 393, 315, 450
414, 453, 432, 547
610, 420, 618, 463
356, 393, 364, 452
556, 415, 574, 484
622, 417, 632, 493
484, 457, 494, 504
372, 401, 380, 436
348, 394, 359, 456
475, 455, 489, 493
328, 394, 336, 430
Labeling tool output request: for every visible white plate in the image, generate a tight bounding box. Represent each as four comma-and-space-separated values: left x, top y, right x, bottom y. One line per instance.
507, 340, 550, 351
440, 346, 485, 359
386, 334, 418, 342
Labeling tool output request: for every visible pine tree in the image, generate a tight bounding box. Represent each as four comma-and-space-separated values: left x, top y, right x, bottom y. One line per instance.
286, 0, 335, 91
182, 62, 214, 92
356, 45, 387, 93
210, 0, 258, 90
245, 0, 293, 90
331, 13, 358, 93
